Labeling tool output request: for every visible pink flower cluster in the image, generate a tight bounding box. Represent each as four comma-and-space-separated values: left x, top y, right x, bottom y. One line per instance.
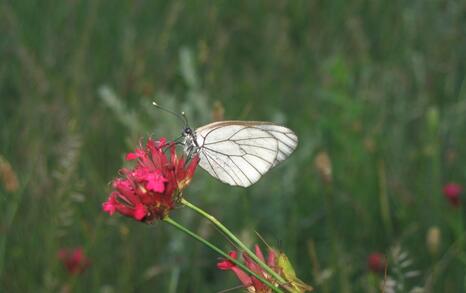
443, 183, 462, 207
367, 252, 387, 274
102, 138, 199, 223
58, 247, 90, 275
217, 245, 278, 293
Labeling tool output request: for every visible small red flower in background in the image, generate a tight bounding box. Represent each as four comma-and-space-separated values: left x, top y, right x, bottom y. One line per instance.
443, 183, 462, 207
102, 138, 199, 223
58, 247, 90, 275
367, 252, 387, 274
217, 245, 278, 293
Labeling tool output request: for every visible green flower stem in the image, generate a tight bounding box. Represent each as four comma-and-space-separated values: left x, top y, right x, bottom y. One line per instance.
163, 216, 283, 293
180, 198, 288, 286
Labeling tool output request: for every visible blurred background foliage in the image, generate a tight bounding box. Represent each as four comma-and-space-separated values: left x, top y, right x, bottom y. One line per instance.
1, 0, 466, 292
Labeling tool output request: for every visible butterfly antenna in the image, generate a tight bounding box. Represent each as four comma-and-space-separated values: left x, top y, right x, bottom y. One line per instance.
180, 111, 189, 129
152, 101, 188, 128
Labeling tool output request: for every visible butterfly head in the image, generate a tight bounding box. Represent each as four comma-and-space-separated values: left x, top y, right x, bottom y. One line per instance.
183, 127, 193, 136
182, 127, 196, 142
182, 127, 200, 158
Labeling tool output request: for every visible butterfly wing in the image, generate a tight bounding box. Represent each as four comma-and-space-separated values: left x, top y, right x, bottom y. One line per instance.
253, 123, 298, 166
194, 121, 298, 187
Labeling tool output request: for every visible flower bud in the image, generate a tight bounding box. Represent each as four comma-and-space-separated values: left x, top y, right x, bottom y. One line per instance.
314, 151, 332, 184
57, 247, 91, 275
426, 226, 441, 255
0, 155, 19, 193
212, 101, 224, 122
443, 183, 462, 207
367, 252, 387, 274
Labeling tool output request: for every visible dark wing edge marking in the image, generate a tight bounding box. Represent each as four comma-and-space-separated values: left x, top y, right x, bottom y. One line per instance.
201, 146, 275, 169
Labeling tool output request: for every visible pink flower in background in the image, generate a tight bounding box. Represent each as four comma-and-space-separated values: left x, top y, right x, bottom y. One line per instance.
102, 138, 199, 223
443, 183, 462, 207
58, 247, 90, 275
367, 252, 387, 274
217, 245, 278, 293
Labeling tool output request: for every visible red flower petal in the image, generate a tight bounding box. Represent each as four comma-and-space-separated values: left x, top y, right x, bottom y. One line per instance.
217, 251, 238, 270
254, 244, 265, 263
133, 204, 147, 221
145, 171, 168, 193
126, 148, 145, 160
267, 247, 276, 267
102, 199, 116, 215
230, 266, 253, 288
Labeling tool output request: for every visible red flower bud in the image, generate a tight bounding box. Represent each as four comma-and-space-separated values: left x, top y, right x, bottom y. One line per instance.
443, 183, 462, 207
58, 247, 90, 275
367, 252, 387, 274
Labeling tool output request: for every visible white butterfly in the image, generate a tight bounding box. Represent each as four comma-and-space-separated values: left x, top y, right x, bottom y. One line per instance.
153, 102, 298, 187
181, 121, 298, 187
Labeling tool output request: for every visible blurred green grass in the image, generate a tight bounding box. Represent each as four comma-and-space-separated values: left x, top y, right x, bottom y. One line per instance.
1, 0, 466, 292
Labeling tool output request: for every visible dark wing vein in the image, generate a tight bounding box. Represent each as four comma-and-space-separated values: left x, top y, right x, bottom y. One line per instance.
202, 137, 274, 145
237, 143, 277, 152
202, 145, 275, 167
239, 151, 274, 169
265, 132, 296, 149
238, 156, 265, 176
202, 149, 241, 185
200, 125, 226, 140
229, 157, 253, 185
225, 126, 251, 140
202, 150, 221, 180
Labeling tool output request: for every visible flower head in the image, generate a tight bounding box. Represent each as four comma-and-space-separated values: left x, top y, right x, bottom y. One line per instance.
217, 245, 278, 293
0, 155, 19, 193
218, 245, 312, 292
367, 252, 387, 274
443, 183, 462, 207
102, 138, 199, 223
426, 226, 441, 255
58, 247, 90, 275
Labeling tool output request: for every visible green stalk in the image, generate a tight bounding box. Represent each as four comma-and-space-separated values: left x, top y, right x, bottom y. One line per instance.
377, 159, 393, 238
163, 217, 283, 293
180, 198, 288, 286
